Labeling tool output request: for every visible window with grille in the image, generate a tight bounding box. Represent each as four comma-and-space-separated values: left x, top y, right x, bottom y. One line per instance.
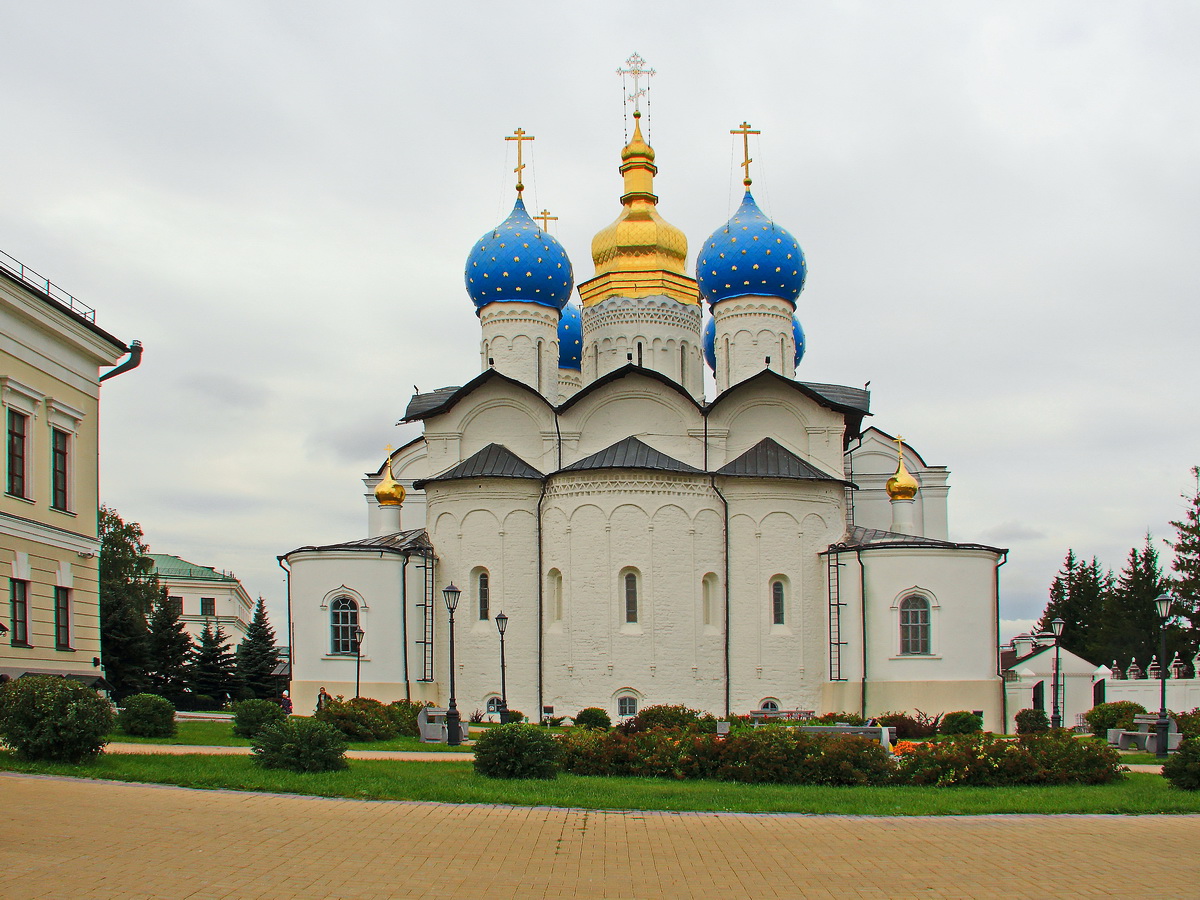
168, 596, 183, 616
330, 597, 359, 654
618, 695, 637, 717
200, 597, 215, 617
899, 595, 931, 654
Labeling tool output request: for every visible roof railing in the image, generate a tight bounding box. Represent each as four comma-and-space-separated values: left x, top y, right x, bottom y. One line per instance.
0, 249, 96, 322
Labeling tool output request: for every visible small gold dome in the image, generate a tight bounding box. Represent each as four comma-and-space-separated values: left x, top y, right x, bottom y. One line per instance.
584, 111, 694, 306
374, 452, 406, 507
886, 454, 919, 501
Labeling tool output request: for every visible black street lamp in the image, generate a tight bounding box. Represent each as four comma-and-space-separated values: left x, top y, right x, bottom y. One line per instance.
353, 625, 365, 699
1050, 618, 1065, 730
1155, 593, 1173, 760
443, 583, 462, 746
495, 610, 509, 724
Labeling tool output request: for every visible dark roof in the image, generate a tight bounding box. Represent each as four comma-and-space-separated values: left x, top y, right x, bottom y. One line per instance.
148, 554, 239, 583
717, 437, 851, 485
414, 443, 542, 488
403, 385, 461, 420
282, 528, 432, 558
560, 436, 701, 474
557, 363, 705, 415
706, 370, 871, 445
798, 380, 872, 415
401, 369, 554, 422
823, 525, 1006, 555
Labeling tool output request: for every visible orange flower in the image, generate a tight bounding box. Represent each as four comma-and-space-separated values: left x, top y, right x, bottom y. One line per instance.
892, 741, 919, 756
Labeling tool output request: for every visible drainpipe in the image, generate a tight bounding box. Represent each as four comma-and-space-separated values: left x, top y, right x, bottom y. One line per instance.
401, 553, 411, 700
276, 555, 293, 690
99, 340, 143, 381
710, 475, 731, 718
995, 550, 1009, 732
857, 549, 867, 718
537, 479, 548, 722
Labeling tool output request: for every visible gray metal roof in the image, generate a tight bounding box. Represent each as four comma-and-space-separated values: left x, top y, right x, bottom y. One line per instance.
403, 386, 461, 420
717, 438, 849, 484
415, 443, 542, 488
825, 525, 1006, 554
798, 381, 871, 414
282, 528, 432, 557
560, 436, 701, 474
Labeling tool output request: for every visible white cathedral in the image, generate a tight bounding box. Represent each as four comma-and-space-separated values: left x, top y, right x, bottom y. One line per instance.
283, 107, 1008, 729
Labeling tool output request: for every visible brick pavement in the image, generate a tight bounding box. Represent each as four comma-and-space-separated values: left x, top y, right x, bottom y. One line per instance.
2, 772, 1197, 899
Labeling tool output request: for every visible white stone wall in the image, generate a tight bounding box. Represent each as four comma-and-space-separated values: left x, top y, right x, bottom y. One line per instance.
581, 295, 704, 400
711, 295, 795, 393
1101, 678, 1200, 715
849, 428, 950, 539
479, 302, 560, 400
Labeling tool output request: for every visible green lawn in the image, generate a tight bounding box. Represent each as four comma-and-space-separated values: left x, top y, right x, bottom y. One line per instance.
107, 719, 471, 752
1, 752, 1195, 815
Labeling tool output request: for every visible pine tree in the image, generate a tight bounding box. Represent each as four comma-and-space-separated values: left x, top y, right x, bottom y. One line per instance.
1168, 466, 1200, 655
146, 593, 193, 700
1037, 550, 1111, 662
1094, 535, 1174, 669
236, 597, 281, 700
190, 622, 240, 704
99, 505, 159, 699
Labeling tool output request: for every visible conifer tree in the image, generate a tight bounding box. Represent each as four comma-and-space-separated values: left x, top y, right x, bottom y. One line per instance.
1095, 535, 1173, 668
190, 622, 240, 704
99, 505, 158, 699
146, 593, 193, 700
1168, 466, 1200, 653
236, 597, 281, 700
1037, 550, 1111, 662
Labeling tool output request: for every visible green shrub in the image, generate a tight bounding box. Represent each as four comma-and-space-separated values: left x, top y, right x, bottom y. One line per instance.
573, 707, 612, 730
117, 693, 177, 738
809, 711, 867, 726
1014, 708, 1050, 735
1163, 737, 1200, 791
473, 723, 560, 779
252, 717, 347, 773
893, 732, 1123, 786
1083, 701, 1146, 738
173, 693, 219, 712
875, 710, 939, 739
231, 698, 287, 738
1018, 732, 1125, 785
0, 674, 114, 763
387, 699, 434, 737
940, 710, 983, 735
1172, 707, 1200, 740
315, 696, 397, 741
805, 734, 894, 786
627, 704, 702, 732
503, 708, 525, 723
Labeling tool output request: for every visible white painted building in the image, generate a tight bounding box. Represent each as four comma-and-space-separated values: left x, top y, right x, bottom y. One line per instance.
148, 554, 253, 645
284, 110, 1008, 727
1001, 633, 1100, 733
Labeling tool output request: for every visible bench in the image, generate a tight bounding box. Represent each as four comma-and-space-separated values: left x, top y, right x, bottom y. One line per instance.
416, 706, 469, 744
1113, 714, 1182, 753
796, 725, 897, 751
748, 708, 814, 725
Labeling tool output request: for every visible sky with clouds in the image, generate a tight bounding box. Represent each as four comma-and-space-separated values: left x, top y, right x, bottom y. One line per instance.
2, 2, 1197, 643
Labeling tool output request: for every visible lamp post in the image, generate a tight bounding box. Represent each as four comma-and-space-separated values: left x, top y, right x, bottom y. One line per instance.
1155, 593, 1173, 760
495, 611, 509, 724
353, 625, 365, 699
1050, 618, 1065, 730
442, 583, 462, 746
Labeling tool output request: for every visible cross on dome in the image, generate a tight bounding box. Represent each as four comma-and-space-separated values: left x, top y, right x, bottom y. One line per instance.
535, 209, 558, 231
617, 52, 655, 113
731, 121, 761, 187
504, 127, 535, 196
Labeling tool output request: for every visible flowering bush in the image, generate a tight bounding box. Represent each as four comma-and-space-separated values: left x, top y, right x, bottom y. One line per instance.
893, 732, 1124, 786
315, 696, 397, 741
875, 711, 940, 739
1172, 708, 1200, 740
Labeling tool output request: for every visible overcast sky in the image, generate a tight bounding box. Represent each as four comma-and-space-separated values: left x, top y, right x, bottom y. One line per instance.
3, 2, 1197, 643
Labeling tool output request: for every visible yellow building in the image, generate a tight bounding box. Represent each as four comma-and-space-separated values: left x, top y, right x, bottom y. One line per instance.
1, 250, 138, 687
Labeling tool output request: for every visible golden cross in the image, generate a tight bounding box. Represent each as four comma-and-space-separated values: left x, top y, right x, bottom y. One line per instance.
617, 52, 655, 112
385, 444, 394, 457
730, 121, 761, 187
893, 435, 906, 462
504, 127, 535, 196
535, 209, 558, 231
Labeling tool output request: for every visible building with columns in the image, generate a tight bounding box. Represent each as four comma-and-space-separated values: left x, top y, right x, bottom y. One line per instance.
284, 105, 1007, 727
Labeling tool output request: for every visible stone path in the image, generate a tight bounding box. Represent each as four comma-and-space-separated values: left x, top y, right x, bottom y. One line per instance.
3, 772, 1198, 899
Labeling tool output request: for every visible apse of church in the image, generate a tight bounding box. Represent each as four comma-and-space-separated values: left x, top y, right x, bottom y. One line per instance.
284, 55, 1007, 728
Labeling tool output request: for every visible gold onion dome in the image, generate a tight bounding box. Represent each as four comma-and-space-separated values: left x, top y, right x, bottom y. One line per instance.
374, 454, 406, 507
886, 452, 919, 501
581, 111, 696, 306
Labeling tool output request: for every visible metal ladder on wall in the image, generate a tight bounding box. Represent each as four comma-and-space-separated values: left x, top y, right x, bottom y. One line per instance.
828, 555, 847, 681
414, 553, 436, 682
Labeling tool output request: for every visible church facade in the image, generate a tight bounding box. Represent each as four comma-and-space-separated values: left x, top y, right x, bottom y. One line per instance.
284, 110, 1007, 727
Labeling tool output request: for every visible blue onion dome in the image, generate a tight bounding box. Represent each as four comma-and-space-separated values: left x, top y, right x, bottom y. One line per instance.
702, 316, 716, 371
558, 303, 582, 370
792, 316, 806, 366
465, 198, 574, 313
696, 191, 806, 307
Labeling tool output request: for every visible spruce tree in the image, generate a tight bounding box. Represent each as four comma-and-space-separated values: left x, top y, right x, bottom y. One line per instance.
1037, 550, 1111, 662
1168, 466, 1200, 656
236, 597, 281, 700
1095, 535, 1173, 669
146, 593, 193, 700
99, 505, 158, 699
190, 622, 240, 705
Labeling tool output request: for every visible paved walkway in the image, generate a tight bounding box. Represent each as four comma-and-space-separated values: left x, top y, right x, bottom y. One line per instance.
3, 772, 1198, 900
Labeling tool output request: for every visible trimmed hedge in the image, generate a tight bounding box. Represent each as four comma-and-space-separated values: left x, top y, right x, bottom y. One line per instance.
118, 694, 177, 738
573, 707, 612, 730
474, 723, 560, 779
894, 732, 1124, 786
231, 698, 287, 738
1083, 701, 1146, 738
252, 717, 347, 772
1014, 708, 1050, 735
0, 674, 113, 763
314, 696, 397, 741
939, 710, 983, 736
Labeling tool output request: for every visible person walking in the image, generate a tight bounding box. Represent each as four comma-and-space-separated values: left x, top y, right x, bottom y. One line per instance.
316, 686, 332, 712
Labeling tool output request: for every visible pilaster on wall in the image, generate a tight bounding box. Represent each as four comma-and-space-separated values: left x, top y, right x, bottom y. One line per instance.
580, 294, 704, 400
478, 302, 560, 400
712, 295, 795, 393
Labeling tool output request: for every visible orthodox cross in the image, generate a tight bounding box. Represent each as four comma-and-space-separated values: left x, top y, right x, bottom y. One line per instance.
893, 435, 906, 462
535, 209, 558, 231
504, 127, 535, 196
617, 52, 655, 112
731, 121, 761, 187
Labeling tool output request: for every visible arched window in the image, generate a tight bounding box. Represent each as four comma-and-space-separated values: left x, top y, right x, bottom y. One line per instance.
636, 341, 643, 367
624, 571, 639, 623
680, 342, 688, 383
486, 697, 503, 713
618, 695, 638, 717
548, 568, 563, 622
899, 595, 930, 654
759, 698, 780, 712
477, 570, 490, 620
330, 597, 359, 654
771, 579, 786, 625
